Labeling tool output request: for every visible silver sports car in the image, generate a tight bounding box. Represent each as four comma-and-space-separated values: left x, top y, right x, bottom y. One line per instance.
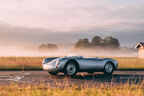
42, 54, 118, 76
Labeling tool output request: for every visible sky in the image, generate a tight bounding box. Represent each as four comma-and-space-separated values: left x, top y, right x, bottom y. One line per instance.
0, 0, 144, 47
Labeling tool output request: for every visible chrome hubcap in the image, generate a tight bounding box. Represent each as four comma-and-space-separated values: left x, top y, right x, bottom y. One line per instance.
105, 63, 113, 73
66, 63, 76, 75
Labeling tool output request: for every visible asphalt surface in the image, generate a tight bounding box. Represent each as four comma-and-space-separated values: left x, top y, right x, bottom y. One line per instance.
0, 71, 144, 87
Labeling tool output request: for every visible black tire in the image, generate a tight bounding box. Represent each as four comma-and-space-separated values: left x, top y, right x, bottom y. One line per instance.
64, 61, 77, 76
88, 72, 94, 74
48, 71, 58, 75
103, 62, 114, 75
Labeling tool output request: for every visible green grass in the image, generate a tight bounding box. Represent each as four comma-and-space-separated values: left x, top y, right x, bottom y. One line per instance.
0, 57, 144, 70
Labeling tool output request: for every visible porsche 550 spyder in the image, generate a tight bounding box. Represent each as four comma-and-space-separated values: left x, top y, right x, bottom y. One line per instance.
42, 54, 118, 76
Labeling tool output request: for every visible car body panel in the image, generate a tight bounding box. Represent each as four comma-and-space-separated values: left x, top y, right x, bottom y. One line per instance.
77, 58, 104, 71
42, 56, 118, 73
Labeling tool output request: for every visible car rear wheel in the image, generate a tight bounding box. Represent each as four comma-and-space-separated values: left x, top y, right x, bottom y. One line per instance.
48, 71, 58, 75
103, 62, 114, 75
65, 62, 77, 76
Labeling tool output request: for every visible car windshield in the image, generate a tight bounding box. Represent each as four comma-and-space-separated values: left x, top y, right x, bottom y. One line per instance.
66, 53, 83, 58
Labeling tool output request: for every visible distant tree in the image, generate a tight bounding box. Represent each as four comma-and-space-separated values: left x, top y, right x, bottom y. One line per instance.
38, 44, 46, 50
103, 36, 120, 48
91, 36, 102, 47
38, 43, 58, 51
74, 36, 120, 49
75, 38, 90, 48
46, 43, 57, 49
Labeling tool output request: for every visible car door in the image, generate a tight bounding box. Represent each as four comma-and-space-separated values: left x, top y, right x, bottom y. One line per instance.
77, 58, 103, 71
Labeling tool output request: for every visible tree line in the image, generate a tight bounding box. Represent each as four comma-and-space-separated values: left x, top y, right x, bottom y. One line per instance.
38, 43, 58, 51
75, 36, 120, 49
38, 36, 120, 51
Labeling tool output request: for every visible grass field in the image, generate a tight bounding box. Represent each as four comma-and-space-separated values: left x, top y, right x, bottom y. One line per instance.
0, 82, 144, 96
0, 57, 144, 96
0, 57, 43, 70
115, 57, 144, 70
0, 57, 144, 70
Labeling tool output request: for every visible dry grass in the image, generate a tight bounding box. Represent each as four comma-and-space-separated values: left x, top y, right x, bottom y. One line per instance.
113, 57, 144, 70
0, 57, 44, 70
0, 57, 144, 70
0, 57, 144, 95
0, 82, 143, 96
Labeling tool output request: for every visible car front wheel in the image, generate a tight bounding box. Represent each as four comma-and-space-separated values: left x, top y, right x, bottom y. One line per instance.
65, 61, 77, 76
103, 62, 114, 75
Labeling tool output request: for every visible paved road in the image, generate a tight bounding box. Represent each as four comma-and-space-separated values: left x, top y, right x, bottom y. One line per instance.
0, 71, 144, 87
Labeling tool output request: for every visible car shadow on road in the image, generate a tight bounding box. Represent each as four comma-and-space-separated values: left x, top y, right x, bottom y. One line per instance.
55, 73, 144, 84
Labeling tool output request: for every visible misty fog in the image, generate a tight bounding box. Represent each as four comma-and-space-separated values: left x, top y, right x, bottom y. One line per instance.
0, 44, 138, 57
